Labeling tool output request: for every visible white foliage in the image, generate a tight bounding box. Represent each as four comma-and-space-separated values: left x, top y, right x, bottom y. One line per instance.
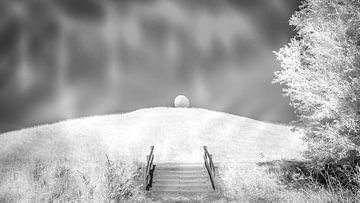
273, 0, 360, 162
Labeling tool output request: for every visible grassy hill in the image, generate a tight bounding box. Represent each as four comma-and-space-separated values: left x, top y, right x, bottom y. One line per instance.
0, 107, 305, 202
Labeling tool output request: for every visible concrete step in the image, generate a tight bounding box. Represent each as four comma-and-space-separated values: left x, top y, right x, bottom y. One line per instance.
152, 185, 211, 191
153, 179, 209, 185
152, 180, 210, 185
155, 166, 205, 171
151, 188, 211, 194
152, 179, 209, 184
153, 174, 209, 180
155, 163, 204, 167
154, 184, 210, 189
154, 171, 206, 176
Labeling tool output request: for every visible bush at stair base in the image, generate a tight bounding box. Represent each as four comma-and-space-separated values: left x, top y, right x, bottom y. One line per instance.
104, 155, 142, 201
219, 162, 284, 202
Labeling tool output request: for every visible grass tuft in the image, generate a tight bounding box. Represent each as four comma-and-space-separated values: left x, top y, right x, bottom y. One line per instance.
103, 154, 142, 202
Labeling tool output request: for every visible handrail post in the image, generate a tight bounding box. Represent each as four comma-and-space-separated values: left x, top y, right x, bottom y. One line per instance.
203, 146, 215, 190
144, 155, 149, 184
145, 146, 154, 191
209, 154, 215, 175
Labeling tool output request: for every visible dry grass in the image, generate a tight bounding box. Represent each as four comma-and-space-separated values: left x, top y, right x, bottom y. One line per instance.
218, 160, 360, 203
0, 107, 304, 164
0, 154, 143, 202
219, 162, 286, 202
103, 154, 143, 201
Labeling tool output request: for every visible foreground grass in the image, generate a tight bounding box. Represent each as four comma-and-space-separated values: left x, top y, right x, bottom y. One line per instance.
0, 155, 144, 202
3, 156, 358, 202
218, 160, 360, 203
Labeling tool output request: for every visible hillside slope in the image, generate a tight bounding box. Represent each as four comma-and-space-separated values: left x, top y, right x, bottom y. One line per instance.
0, 107, 304, 163
0, 107, 305, 201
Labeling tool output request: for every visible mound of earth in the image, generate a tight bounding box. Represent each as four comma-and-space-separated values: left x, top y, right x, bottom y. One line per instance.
0, 107, 304, 163
0, 107, 305, 201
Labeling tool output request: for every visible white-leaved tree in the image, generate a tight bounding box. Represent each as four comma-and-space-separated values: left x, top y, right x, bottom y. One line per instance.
274, 0, 360, 164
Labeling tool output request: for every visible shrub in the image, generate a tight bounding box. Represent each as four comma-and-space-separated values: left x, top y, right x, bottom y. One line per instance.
273, 0, 360, 164
30, 160, 97, 202
219, 162, 286, 202
263, 160, 360, 202
103, 155, 141, 202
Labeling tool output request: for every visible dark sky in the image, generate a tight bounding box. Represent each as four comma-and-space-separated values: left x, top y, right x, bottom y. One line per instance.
0, 0, 301, 133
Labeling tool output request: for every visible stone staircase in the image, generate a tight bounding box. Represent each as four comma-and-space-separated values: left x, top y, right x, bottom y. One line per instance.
150, 163, 213, 195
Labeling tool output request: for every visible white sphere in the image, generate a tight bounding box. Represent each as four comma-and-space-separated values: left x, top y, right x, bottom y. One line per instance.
174, 95, 190, 108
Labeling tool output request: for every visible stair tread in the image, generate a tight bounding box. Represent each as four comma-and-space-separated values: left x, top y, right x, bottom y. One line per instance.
153, 175, 209, 180
155, 163, 204, 166
152, 191, 211, 194
154, 172, 208, 176
153, 176, 209, 181
153, 185, 210, 189
156, 167, 205, 171
154, 172, 206, 176
151, 188, 211, 193
155, 170, 205, 173
153, 179, 209, 184
153, 183, 210, 188
153, 181, 209, 185
154, 172, 207, 175
154, 169, 206, 173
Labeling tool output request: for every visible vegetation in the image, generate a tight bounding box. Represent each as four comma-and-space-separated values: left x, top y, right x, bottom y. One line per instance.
0, 155, 142, 202
274, 0, 360, 165
272, 0, 360, 202
219, 160, 360, 203
103, 154, 142, 202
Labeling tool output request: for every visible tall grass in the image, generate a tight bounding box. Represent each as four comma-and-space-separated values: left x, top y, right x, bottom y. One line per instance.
0, 155, 143, 202
218, 162, 286, 202
277, 160, 360, 203
103, 154, 142, 202
219, 160, 360, 203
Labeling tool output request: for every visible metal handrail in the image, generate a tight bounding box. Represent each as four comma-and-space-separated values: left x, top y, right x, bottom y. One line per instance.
145, 145, 154, 190
203, 146, 215, 190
